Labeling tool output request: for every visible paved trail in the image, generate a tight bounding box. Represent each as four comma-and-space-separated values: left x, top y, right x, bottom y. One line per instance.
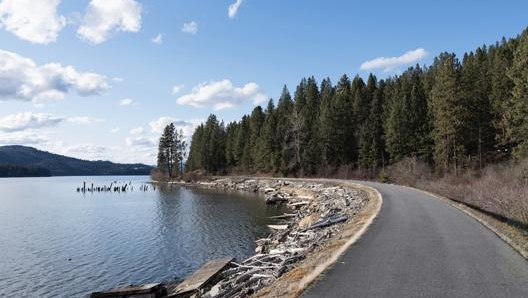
302, 181, 528, 298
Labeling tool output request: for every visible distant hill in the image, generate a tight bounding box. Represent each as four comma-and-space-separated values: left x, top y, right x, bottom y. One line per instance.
0, 145, 153, 176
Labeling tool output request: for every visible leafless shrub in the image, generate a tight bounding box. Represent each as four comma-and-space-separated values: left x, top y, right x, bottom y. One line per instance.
387, 157, 528, 226
387, 157, 433, 187
182, 169, 208, 182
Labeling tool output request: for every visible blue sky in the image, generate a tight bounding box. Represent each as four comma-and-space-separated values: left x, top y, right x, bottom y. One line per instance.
0, 0, 526, 164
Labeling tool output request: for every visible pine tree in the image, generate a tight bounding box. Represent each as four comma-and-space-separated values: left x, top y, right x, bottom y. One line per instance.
257, 99, 278, 172
249, 106, 265, 172
318, 77, 335, 174
507, 28, 528, 158
276, 85, 294, 175
430, 53, 464, 174
157, 123, 179, 178
329, 74, 356, 167
186, 124, 204, 171
489, 38, 515, 145
460, 49, 493, 168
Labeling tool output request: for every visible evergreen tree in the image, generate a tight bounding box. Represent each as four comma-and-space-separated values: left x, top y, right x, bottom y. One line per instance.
256, 99, 278, 172
186, 124, 204, 171
318, 77, 335, 174
328, 74, 356, 167
507, 28, 528, 158
430, 53, 464, 174
460, 49, 494, 168
276, 85, 295, 175
489, 38, 515, 145
301, 76, 322, 175
249, 106, 265, 172
157, 123, 180, 178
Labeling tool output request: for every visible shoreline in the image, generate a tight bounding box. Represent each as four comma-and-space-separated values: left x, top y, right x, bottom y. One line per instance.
167, 177, 381, 298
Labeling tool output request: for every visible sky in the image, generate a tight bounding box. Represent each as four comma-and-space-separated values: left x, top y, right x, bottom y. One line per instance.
0, 0, 526, 165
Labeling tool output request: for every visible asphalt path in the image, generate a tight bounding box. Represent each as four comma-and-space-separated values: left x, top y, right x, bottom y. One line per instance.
302, 181, 528, 298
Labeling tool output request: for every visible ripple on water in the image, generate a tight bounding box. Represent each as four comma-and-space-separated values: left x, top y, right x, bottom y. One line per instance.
0, 177, 285, 297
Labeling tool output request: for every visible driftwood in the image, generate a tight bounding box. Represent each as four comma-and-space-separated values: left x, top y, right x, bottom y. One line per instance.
191, 178, 370, 298
301, 215, 349, 231
269, 213, 297, 219
267, 224, 288, 230
86, 178, 368, 298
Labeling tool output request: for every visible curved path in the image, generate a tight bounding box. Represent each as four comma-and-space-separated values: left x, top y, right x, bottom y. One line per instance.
302, 181, 528, 298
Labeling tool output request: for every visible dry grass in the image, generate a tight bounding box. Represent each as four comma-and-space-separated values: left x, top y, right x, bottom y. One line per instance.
388, 157, 528, 226
387, 157, 528, 258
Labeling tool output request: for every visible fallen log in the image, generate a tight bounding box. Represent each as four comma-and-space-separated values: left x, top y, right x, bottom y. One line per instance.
269, 213, 297, 219
267, 224, 288, 230
301, 215, 348, 231
287, 201, 310, 207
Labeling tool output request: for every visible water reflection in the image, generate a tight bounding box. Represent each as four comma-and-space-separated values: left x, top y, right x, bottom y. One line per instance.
0, 177, 285, 297
155, 185, 285, 279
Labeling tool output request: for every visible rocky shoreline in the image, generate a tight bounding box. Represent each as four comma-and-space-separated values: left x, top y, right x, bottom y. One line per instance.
185, 177, 371, 298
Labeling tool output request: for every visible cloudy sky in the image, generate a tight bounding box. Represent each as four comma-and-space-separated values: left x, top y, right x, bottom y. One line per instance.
0, 0, 526, 164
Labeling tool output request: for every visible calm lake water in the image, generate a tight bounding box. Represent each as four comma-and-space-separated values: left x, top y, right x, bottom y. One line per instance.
0, 176, 284, 297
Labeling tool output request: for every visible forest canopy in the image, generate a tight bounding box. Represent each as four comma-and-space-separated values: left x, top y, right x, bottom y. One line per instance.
182, 27, 528, 177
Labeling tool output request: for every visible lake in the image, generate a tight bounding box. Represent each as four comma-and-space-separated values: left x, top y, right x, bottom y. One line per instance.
0, 176, 284, 297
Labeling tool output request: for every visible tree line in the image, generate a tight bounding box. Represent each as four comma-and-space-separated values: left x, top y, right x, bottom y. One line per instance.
0, 165, 51, 177
168, 27, 528, 178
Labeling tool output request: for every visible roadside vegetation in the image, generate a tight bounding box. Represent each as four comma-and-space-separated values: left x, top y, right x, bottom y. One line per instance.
386, 157, 528, 227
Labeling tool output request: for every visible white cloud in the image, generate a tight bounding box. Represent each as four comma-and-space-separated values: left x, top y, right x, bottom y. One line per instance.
148, 116, 200, 140
61, 143, 107, 160
360, 48, 428, 72
129, 126, 144, 135
0, 0, 66, 44
112, 77, 124, 83
119, 97, 134, 106
176, 80, 267, 110
0, 112, 104, 132
171, 84, 184, 95
77, 0, 142, 44
110, 127, 120, 133
0, 131, 48, 145
148, 116, 175, 134
107, 144, 155, 164
151, 33, 162, 44
0, 112, 62, 132
228, 0, 244, 18
125, 135, 156, 147
174, 119, 201, 139
182, 21, 197, 35
67, 116, 104, 125
0, 49, 109, 103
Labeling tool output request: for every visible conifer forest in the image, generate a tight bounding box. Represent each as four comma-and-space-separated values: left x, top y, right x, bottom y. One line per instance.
169, 27, 528, 178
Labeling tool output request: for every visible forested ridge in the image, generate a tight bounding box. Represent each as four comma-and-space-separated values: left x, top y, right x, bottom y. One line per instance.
0, 145, 153, 176
183, 27, 528, 178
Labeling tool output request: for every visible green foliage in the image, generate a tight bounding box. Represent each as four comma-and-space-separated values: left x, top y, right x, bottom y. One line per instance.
157, 123, 187, 178
508, 28, 528, 159
183, 26, 528, 177
430, 52, 464, 174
